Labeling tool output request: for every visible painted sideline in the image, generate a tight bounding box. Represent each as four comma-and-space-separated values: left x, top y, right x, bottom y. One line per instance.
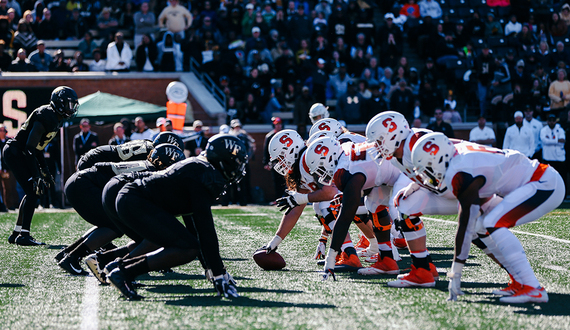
80, 276, 100, 330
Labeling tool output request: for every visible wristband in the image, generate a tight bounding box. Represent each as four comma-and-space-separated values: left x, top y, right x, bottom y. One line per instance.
293, 192, 309, 205
324, 248, 338, 270
268, 235, 282, 248
447, 261, 465, 278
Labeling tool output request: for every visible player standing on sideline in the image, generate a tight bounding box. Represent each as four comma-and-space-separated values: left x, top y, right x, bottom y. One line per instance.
104, 134, 247, 300
2, 86, 79, 245
411, 133, 565, 303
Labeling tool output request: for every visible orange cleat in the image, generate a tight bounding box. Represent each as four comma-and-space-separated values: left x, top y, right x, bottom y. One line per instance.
334, 252, 362, 272
388, 265, 435, 288
358, 256, 399, 275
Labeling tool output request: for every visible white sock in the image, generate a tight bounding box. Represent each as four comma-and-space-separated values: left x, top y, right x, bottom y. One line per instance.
367, 237, 379, 253
14, 225, 21, 232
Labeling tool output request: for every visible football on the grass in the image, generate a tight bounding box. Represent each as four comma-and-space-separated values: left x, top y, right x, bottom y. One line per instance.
253, 250, 286, 270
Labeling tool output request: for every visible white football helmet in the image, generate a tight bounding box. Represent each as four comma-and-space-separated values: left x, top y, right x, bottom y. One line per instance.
306, 130, 337, 147
305, 136, 342, 186
308, 103, 330, 124
366, 111, 411, 162
309, 118, 343, 138
411, 132, 456, 190
268, 129, 304, 176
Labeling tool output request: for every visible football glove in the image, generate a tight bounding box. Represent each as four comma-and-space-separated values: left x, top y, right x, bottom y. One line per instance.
40, 168, 55, 188
276, 191, 309, 214
322, 249, 338, 281
261, 235, 282, 254
204, 269, 214, 283
447, 262, 465, 302
313, 235, 327, 260
213, 275, 239, 298
322, 268, 336, 281
394, 182, 420, 207
31, 176, 49, 195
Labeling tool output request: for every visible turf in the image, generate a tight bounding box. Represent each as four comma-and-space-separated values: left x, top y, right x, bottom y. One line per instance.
0, 205, 569, 329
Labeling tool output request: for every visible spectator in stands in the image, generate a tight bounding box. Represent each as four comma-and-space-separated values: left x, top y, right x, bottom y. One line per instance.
49, 49, 71, 72
336, 80, 363, 124
503, 111, 534, 157
474, 43, 495, 117
0, 39, 10, 70
327, 4, 349, 42
427, 107, 455, 137
435, 31, 460, 68
73, 118, 99, 165
77, 31, 97, 59
6, 8, 15, 31
380, 66, 393, 92
28, 40, 51, 71
400, 0, 420, 21
390, 79, 416, 122
511, 59, 532, 93
71, 51, 89, 72
465, 11, 485, 39
6, 0, 19, 17
418, 0, 442, 19
7, 48, 36, 72
97, 7, 118, 39
504, 14, 522, 37
12, 18, 37, 54
361, 56, 383, 81
377, 13, 403, 68
0, 15, 12, 47
295, 38, 310, 65
288, 4, 312, 49
548, 41, 570, 70
245, 26, 266, 55
541, 113, 567, 188
293, 85, 314, 138
560, 3, 570, 27
331, 36, 350, 64
523, 104, 544, 160
229, 118, 255, 205
485, 13, 503, 37
311, 58, 329, 103
89, 48, 106, 72
418, 81, 443, 118
37, 8, 58, 40
252, 10, 270, 37
0, 0, 8, 16
329, 62, 351, 99
185, 119, 208, 157
392, 66, 408, 86
364, 81, 389, 120
240, 92, 263, 124
443, 103, 462, 123
361, 68, 379, 89
109, 122, 130, 145
469, 116, 496, 146
63, 9, 87, 40
135, 33, 157, 72
550, 12, 568, 38
130, 116, 154, 140
517, 24, 537, 53
119, 1, 135, 37
134, 2, 155, 47
156, 31, 182, 72
241, 3, 256, 38
105, 32, 132, 72
152, 117, 173, 140
549, 68, 570, 117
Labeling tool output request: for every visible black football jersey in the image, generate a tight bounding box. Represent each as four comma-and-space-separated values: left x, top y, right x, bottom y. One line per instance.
77, 139, 154, 170
79, 160, 156, 188
13, 106, 62, 151
133, 157, 227, 215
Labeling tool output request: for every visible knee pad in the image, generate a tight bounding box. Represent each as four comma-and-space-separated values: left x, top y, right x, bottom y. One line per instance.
316, 213, 335, 234
397, 216, 426, 241
471, 237, 487, 250
370, 209, 391, 232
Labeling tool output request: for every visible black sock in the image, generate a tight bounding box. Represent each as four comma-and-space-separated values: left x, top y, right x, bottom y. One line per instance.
69, 243, 92, 260
426, 254, 433, 264
99, 246, 130, 268
344, 246, 357, 256
65, 237, 87, 254
411, 255, 430, 270
123, 256, 150, 279
380, 249, 394, 260
101, 242, 118, 251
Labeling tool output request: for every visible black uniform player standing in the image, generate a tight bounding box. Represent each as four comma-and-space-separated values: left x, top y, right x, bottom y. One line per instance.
105, 134, 248, 300
2, 86, 79, 246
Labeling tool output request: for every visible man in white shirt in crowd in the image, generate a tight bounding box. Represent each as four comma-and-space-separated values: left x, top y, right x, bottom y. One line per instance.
503, 111, 534, 157
130, 116, 154, 141
540, 113, 566, 188
469, 116, 496, 147
523, 105, 544, 160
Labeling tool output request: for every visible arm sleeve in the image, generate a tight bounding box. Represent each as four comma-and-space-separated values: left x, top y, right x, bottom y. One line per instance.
25, 121, 46, 176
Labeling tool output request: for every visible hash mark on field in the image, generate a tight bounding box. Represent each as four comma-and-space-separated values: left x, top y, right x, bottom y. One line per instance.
543, 265, 569, 272
226, 213, 269, 216
423, 217, 570, 244
80, 276, 99, 330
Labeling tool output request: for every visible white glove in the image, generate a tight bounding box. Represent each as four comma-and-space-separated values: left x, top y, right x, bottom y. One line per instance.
313, 236, 327, 260
447, 262, 465, 301
214, 274, 239, 298
264, 235, 282, 254
394, 182, 420, 207
322, 249, 338, 281
276, 191, 309, 214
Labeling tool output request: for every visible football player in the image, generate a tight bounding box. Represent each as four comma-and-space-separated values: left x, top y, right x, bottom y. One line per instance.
3, 86, 79, 246
103, 134, 247, 300
76, 131, 184, 170
305, 136, 402, 279
411, 133, 565, 303
308, 103, 330, 124
56, 144, 185, 275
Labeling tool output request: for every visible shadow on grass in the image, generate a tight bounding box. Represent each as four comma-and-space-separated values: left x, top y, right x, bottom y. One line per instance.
0, 283, 24, 288
222, 257, 248, 261
163, 295, 335, 308
474, 293, 570, 316
138, 272, 250, 282
46, 244, 66, 250
146, 285, 303, 295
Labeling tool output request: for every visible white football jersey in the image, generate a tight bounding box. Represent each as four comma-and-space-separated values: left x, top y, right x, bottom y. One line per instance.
299, 150, 320, 192
445, 143, 540, 199
334, 141, 400, 191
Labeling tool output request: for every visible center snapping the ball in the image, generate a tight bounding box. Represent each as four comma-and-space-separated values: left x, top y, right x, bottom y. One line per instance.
253, 249, 286, 270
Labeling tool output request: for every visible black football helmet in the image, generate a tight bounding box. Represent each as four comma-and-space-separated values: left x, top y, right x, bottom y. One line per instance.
205, 134, 248, 184
148, 143, 185, 169
153, 132, 184, 150
50, 86, 79, 119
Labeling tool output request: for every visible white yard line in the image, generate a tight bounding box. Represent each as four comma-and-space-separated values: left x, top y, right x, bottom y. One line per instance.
80, 276, 100, 330
422, 217, 570, 244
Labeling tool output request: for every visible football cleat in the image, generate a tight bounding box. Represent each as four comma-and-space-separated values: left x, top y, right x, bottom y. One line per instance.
54, 249, 66, 263
15, 234, 46, 246
107, 268, 144, 301
358, 256, 399, 275
85, 254, 108, 285
7, 231, 19, 244
499, 285, 548, 304
355, 235, 369, 252
388, 266, 435, 288
334, 252, 362, 272
393, 237, 407, 249
357, 247, 379, 258
58, 254, 89, 276
103, 258, 122, 276
430, 263, 440, 281
492, 274, 522, 296
365, 253, 378, 263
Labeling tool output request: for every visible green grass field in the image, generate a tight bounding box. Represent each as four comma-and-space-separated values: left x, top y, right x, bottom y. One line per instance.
1, 204, 570, 329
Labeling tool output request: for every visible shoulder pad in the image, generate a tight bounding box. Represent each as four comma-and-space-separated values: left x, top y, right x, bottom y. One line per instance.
110, 160, 151, 175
